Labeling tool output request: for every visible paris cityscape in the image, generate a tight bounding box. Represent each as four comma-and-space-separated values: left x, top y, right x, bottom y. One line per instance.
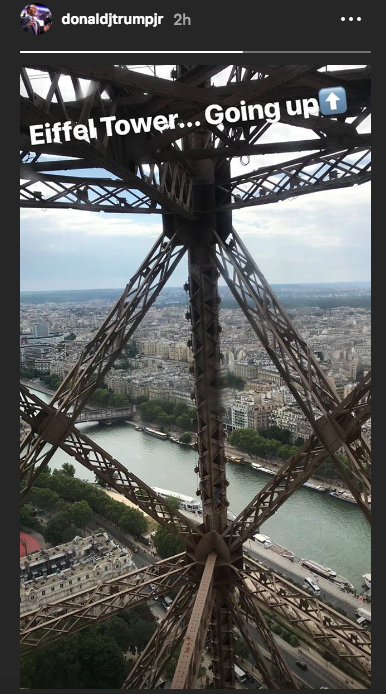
20, 282, 371, 689
20, 63, 371, 690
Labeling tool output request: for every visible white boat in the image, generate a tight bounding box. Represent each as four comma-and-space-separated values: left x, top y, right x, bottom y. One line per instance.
301, 558, 337, 579
251, 463, 261, 470
303, 481, 326, 493
152, 486, 201, 513
363, 573, 371, 589
253, 533, 272, 546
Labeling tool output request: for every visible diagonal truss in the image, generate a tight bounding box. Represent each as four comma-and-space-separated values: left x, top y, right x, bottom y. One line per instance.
227, 588, 298, 689
236, 557, 371, 681
20, 233, 186, 499
122, 586, 198, 689
20, 68, 196, 219
21, 554, 193, 654
20, 386, 202, 547
215, 146, 371, 210
209, 226, 371, 524
20, 64, 371, 689
225, 373, 371, 546
170, 553, 217, 689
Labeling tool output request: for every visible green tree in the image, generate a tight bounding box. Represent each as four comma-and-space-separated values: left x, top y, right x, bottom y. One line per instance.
234, 636, 249, 660
103, 616, 132, 652
62, 462, 76, 477
110, 393, 129, 408
294, 436, 305, 447
67, 500, 93, 528
198, 665, 207, 684
153, 525, 184, 559
119, 507, 148, 538
176, 412, 193, 431
76, 631, 126, 688
46, 513, 68, 545
164, 649, 180, 680
165, 495, 181, 510
179, 432, 192, 444
93, 388, 111, 406
29, 487, 61, 512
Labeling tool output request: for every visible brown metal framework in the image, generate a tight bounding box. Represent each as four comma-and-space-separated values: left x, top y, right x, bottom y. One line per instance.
20, 64, 371, 689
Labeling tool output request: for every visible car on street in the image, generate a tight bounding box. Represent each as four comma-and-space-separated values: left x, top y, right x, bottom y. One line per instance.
295, 661, 308, 671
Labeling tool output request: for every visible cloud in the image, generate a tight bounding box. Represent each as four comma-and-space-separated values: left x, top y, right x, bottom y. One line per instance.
20, 208, 161, 238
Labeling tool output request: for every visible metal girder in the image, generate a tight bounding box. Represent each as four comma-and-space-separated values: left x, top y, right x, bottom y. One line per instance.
20, 68, 196, 219
236, 558, 371, 681
188, 241, 228, 533
20, 387, 202, 547
227, 590, 298, 689
20, 166, 163, 214
20, 233, 186, 498
210, 226, 371, 525
154, 134, 371, 162
139, 65, 326, 156
225, 373, 371, 546
215, 146, 371, 210
122, 586, 197, 689
171, 553, 216, 689
20, 554, 193, 654
209, 592, 236, 689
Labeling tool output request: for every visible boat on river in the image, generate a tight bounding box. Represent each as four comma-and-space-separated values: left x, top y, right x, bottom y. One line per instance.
303, 481, 326, 493
143, 427, 167, 440
301, 558, 337, 580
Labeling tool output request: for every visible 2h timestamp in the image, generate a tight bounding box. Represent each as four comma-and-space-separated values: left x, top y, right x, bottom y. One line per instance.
174, 13, 192, 26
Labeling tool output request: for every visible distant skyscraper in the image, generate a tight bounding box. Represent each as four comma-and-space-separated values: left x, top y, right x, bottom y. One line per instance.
33, 322, 49, 339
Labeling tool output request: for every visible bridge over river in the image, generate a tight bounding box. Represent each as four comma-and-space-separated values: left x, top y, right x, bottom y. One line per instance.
76, 406, 134, 423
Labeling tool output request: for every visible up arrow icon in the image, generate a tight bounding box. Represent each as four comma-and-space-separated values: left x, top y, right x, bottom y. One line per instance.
318, 87, 347, 116
325, 92, 340, 110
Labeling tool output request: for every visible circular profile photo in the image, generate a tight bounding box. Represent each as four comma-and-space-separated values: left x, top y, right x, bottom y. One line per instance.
20, 5, 52, 34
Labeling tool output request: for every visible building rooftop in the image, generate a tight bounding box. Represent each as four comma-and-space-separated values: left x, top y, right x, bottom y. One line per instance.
20, 532, 132, 595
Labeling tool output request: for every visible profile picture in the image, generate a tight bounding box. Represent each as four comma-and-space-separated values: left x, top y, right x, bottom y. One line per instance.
20, 5, 52, 34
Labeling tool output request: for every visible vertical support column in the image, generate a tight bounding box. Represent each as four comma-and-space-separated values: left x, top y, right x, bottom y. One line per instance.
179, 66, 235, 686
189, 239, 228, 535
210, 591, 235, 689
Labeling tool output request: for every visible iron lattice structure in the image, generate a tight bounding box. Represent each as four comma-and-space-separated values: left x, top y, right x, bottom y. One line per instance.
20, 64, 371, 689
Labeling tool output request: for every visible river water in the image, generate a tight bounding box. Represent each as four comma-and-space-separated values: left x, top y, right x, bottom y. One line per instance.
31, 390, 371, 590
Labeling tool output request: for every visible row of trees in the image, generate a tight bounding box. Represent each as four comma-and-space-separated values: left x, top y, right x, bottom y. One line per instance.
228, 427, 349, 480
228, 428, 298, 460
20, 604, 157, 689
140, 399, 196, 432
22, 464, 148, 546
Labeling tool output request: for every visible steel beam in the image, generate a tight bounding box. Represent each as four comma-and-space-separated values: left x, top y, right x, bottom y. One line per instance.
210, 227, 371, 524
20, 234, 186, 498
122, 586, 197, 689
171, 553, 216, 689
21, 554, 192, 654
225, 373, 371, 546
20, 386, 202, 547
235, 559, 371, 681
227, 591, 298, 689
215, 147, 371, 211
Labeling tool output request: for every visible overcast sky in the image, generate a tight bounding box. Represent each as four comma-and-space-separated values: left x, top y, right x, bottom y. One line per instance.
20, 65, 371, 291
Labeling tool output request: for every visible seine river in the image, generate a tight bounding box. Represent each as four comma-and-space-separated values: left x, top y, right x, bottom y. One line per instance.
31, 390, 371, 590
